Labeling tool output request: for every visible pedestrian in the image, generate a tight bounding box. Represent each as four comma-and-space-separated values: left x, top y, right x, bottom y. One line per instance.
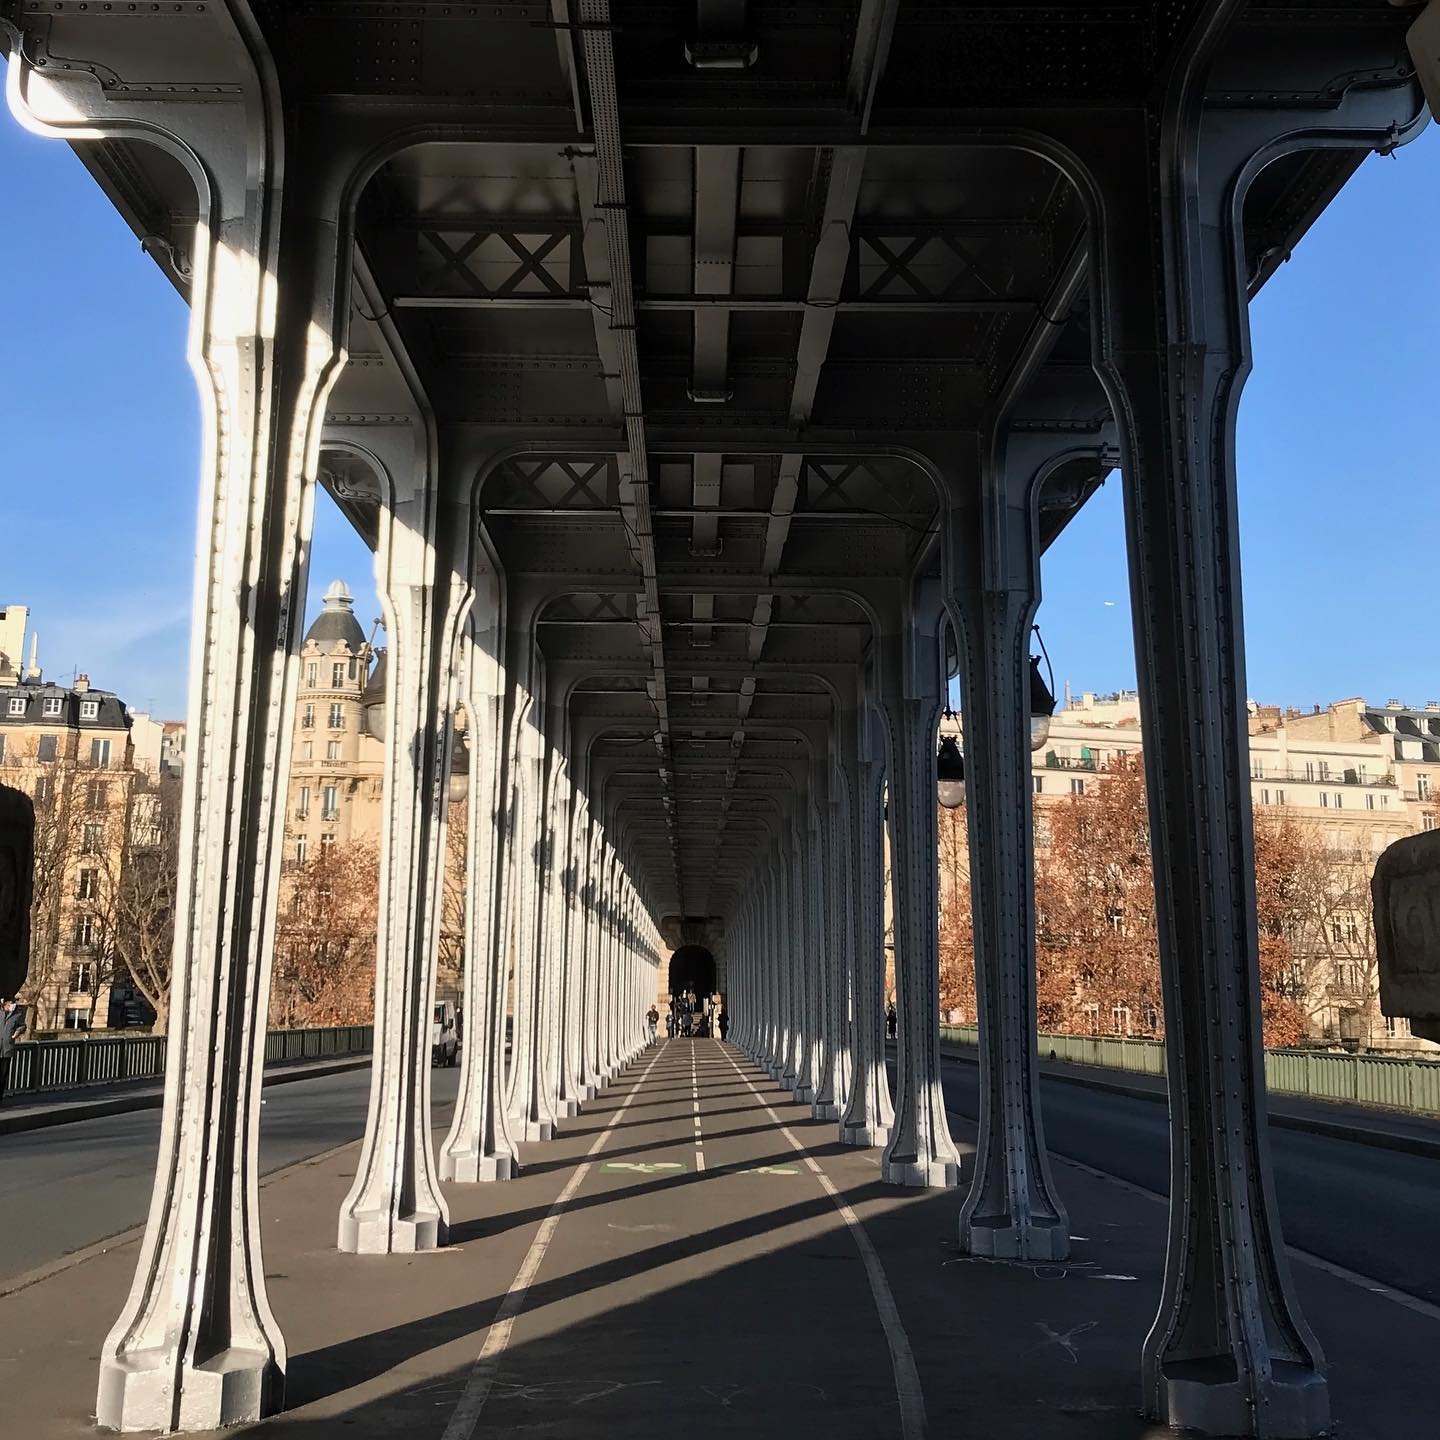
886, 1002, 897, 1040
712, 995, 725, 1042
665, 1001, 676, 1039
718, 1007, 729, 1042
0, 997, 27, 1109
646, 1004, 659, 1044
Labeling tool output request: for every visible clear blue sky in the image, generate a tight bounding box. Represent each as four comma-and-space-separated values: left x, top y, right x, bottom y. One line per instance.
1, 107, 1436, 719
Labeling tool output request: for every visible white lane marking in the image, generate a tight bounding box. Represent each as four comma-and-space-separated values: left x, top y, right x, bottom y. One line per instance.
723, 1045, 926, 1440
691, 1042, 705, 1173
441, 1047, 666, 1440
946, 1108, 1440, 1327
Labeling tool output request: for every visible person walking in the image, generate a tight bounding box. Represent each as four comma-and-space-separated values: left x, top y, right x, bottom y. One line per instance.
886, 1002, 897, 1040
0, 998, 27, 1109
646, 1004, 659, 1044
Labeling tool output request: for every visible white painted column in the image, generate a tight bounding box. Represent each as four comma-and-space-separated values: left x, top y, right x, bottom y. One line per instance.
338, 469, 466, 1254
440, 612, 518, 1184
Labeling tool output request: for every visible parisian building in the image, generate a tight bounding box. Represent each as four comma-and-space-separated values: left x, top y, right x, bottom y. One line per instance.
0, 607, 137, 1030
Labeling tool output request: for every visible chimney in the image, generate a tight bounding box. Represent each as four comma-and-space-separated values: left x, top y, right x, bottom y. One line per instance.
1313, 704, 1320, 715
26, 631, 40, 681
1426, 701, 1440, 713
74, 673, 90, 694
1386, 698, 1404, 710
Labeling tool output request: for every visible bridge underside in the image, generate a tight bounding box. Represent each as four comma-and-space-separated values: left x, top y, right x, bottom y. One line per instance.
2, 1, 1431, 1436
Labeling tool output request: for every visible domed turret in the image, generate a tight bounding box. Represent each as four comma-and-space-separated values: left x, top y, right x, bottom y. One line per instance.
304, 579, 366, 651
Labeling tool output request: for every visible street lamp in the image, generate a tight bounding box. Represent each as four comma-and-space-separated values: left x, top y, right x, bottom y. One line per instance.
937, 625, 1057, 804
937, 734, 966, 809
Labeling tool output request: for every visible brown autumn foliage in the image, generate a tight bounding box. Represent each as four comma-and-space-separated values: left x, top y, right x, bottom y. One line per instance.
270, 838, 379, 1028
938, 753, 1316, 1047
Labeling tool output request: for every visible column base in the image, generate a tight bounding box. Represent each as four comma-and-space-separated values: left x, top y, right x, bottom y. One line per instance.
98, 1345, 282, 1434
1151, 1358, 1329, 1439
511, 1118, 554, 1143
882, 1156, 959, 1188
810, 1100, 840, 1121
560, 1097, 581, 1119
963, 1214, 1070, 1262
840, 1122, 888, 1148
337, 1208, 447, 1254
440, 1150, 515, 1184
790, 1084, 814, 1105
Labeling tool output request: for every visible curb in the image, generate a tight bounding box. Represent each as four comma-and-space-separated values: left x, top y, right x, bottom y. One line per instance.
936, 1044, 1440, 1163
0, 1056, 372, 1137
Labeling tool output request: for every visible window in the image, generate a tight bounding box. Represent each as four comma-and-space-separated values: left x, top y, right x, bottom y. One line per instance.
80, 699, 98, 720
301, 740, 313, 761
328, 702, 345, 729
1331, 920, 1343, 943
296, 786, 310, 819
1276, 789, 1285, 806
82, 822, 103, 854
1346, 915, 1360, 942
7, 696, 24, 716
320, 833, 336, 855
306, 662, 318, 688
348, 657, 358, 681
332, 662, 346, 688
1320, 793, 1329, 808
1251, 760, 1265, 779
89, 738, 111, 767
69, 962, 93, 995
1304, 762, 1315, 781
1333, 792, 1343, 809
322, 785, 339, 821
1112, 1005, 1131, 1036
1106, 907, 1123, 933
1318, 761, 1330, 781
302, 703, 315, 729
1365, 794, 1375, 810
1083, 1002, 1100, 1035
1423, 815, 1437, 832
88, 780, 108, 808
34, 775, 52, 804
1032, 776, 1044, 795
64, 1007, 90, 1031
43, 696, 62, 717
73, 914, 95, 949
1142, 1004, 1159, 1033
37, 735, 57, 762
77, 868, 98, 900
1070, 778, 1085, 795
295, 836, 308, 866
326, 740, 342, 761
1261, 789, 1270, 806
1420, 774, 1432, 800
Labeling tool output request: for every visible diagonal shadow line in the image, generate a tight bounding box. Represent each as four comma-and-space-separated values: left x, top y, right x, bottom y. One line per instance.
516, 1122, 793, 1177
290, 1170, 928, 1407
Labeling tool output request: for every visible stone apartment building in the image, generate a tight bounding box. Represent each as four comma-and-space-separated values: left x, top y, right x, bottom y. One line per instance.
0, 606, 138, 1030
1023, 689, 1438, 1050
284, 581, 385, 869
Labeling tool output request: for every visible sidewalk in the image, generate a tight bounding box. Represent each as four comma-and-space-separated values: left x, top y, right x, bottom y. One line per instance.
0, 1054, 372, 1136
1, 1039, 1435, 1438
935, 1040, 1440, 1160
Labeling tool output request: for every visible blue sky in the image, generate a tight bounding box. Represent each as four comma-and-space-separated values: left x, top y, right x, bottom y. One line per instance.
1, 111, 1436, 719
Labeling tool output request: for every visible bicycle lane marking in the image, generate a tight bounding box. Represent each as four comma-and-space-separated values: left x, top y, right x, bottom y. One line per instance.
440, 1044, 668, 1440
719, 1044, 927, 1440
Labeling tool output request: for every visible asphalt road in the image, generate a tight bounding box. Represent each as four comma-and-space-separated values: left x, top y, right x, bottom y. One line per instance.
935, 1053, 1440, 1307
0, 1066, 460, 1284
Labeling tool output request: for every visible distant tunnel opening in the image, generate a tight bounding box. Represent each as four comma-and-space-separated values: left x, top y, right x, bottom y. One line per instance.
668, 944, 716, 998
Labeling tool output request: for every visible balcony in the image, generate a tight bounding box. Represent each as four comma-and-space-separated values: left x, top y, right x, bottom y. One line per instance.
1252, 768, 1397, 788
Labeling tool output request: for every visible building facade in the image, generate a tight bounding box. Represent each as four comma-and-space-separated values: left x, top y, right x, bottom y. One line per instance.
284, 581, 384, 868
1022, 690, 1437, 1051
0, 626, 136, 1029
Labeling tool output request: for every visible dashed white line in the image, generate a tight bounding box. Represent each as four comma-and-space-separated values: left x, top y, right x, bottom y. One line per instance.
722, 1045, 926, 1440
440, 1046, 666, 1440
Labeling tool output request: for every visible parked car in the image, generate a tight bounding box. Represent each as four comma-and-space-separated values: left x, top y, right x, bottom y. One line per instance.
432, 999, 459, 1067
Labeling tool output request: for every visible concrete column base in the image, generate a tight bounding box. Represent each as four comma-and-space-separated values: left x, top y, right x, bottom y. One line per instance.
791, 1084, 814, 1105
963, 1214, 1069, 1262
97, 1346, 282, 1434
840, 1122, 888, 1149
337, 1209, 447, 1254
1154, 1360, 1328, 1439
510, 1118, 554, 1143
440, 1151, 515, 1184
810, 1100, 840, 1121
882, 1156, 959, 1189
560, 1098, 581, 1119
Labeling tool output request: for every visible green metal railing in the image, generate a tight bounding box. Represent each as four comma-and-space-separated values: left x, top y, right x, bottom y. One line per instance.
5, 1025, 373, 1096
938, 1024, 1440, 1115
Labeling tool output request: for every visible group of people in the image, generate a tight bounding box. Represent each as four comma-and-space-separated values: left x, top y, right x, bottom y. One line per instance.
646, 989, 726, 1043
